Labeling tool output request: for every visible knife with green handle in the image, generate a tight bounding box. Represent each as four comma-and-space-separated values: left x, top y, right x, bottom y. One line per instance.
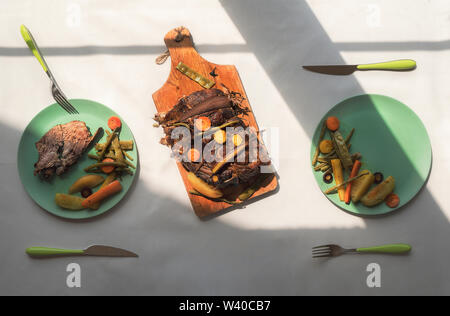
303, 59, 416, 75
26, 245, 138, 258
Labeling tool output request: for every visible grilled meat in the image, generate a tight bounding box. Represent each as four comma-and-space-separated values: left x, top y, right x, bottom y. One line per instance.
34, 121, 94, 179
155, 88, 271, 192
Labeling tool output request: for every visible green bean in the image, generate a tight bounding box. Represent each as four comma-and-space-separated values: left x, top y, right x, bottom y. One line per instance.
84, 161, 127, 172
98, 132, 116, 161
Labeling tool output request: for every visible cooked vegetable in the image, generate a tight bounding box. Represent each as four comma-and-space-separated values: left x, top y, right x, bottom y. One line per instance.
187, 172, 223, 198
98, 132, 116, 161
319, 140, 333, 154
213, 130, 226, 144
91, 172, 117, 210
324, 171, 369, 194
55, 193, 85, 210
361, 176, 395, 207
326, 116, 340, 131
212, 143, 246, 174
68, 174, 105, 194
95, 140, 133, 151
100, 158, 115, 174
84, 161, 127, 172
81, 180, 123, 209
107, 116, 122, 130
345, 128, 355, 144
176, 62, 216, 89
312, 122, 327, 166
188, 148, 201, 162
112, 135, 124, 162
203, 120, 240, 137
351, 170, 374, 203
238, 174, 267, 201
331, 131, 353, 170
189, 190, 237, 205
344, 160, 362, 204
81, 188, 93, 198
195, 116, 211, 131
232, 134, 243, 147
323, 172, 333, 184
374, 172, 384, 184
331, 159, 345, 201
385, 193, 400, 208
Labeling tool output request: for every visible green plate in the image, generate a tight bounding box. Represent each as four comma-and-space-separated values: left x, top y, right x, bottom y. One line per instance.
311, 94, 431, 216
17, 99, 138, 220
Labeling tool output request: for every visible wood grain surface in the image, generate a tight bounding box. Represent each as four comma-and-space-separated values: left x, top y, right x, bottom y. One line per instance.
152, 27, 278, 218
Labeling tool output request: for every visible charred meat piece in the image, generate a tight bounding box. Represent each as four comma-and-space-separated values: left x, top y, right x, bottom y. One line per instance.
34, 121, 94, 179
155, 88, 272, 193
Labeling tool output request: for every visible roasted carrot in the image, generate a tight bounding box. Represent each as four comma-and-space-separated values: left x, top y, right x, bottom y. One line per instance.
81, 180, 122, 209
344, 160, 362, 204
188, 148, 201, 162
194, 116, 211, 131
326, 116, 340, 131
385, 193, 400, 208
331, 159, 345, 201
101, 158, 115, 174
108, 116, 122, 130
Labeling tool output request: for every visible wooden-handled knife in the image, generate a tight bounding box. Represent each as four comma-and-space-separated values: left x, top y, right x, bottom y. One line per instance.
303, 59, 416, 75
26, 245, 138, 258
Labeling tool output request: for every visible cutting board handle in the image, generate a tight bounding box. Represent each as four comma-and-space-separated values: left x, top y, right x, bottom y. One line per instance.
164, 26, 204, 66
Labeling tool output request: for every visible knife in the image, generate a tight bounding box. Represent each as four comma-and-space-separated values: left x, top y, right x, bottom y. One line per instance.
303, 59, 416, 75
26, 245, 138, 258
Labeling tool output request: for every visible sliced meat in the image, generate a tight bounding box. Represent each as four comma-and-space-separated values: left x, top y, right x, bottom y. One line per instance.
34, 121, 94, 179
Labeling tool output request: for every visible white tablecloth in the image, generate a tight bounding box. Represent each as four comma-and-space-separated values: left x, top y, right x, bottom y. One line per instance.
0, 0, 449, 295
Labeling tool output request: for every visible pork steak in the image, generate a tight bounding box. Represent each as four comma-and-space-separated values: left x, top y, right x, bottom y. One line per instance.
34, 120, 94, 179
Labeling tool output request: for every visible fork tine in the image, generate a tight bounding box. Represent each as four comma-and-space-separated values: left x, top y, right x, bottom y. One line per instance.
53, 93, 71, 113
57, 93, 77, 114
312, 244, 333, 249
53, 86, 78, 114
312, 251, 331, 256
53, 93, 73, 114
312, 254, 332, 258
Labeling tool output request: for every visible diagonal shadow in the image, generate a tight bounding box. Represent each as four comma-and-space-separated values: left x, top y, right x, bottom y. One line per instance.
217, 0, 447, 217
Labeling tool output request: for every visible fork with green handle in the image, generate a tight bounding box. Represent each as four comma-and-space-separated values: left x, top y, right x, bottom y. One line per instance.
312, 243, 411, 258
20, 24, 79, 114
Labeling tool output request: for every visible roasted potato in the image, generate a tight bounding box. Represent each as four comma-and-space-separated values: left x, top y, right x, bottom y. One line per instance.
68, 174, 105, 194
351, 170, 375, 203
187, 172, 223, 199
361, 176, 395, 207
55, 193, 85, 210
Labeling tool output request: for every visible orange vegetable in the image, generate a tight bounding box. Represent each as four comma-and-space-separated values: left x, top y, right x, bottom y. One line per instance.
188, 148, 201, 162
101, 158, 115, 174
108, 116, 122, 130
81, 180, 122, 209
345, 160, 362, 204
319, 139, 333, 154
326, 116, 340, 131
385, 193, 400, 208
195, 117, 211, 131
331, 159, 345, 201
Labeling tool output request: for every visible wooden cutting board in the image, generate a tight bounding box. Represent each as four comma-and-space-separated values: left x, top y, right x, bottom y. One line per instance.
152, 27, 278, 218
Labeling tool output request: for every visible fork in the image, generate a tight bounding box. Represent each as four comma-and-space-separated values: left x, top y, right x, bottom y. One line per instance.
20, 25, 79, 114
312, 243, 411, 258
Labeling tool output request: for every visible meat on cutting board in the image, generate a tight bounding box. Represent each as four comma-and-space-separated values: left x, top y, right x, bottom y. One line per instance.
34, 120, 94, 179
